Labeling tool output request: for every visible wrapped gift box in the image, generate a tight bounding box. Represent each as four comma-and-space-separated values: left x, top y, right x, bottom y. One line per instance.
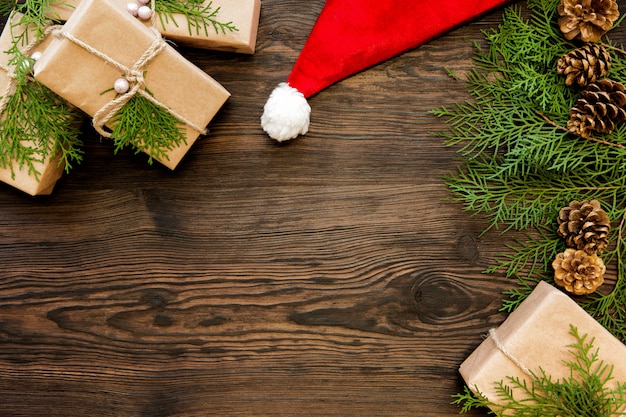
35, 0, 230, 170
51, 0, 261, 54
0, 14, 79, 196
0, 150, 64, 196
459, 280, 626, 414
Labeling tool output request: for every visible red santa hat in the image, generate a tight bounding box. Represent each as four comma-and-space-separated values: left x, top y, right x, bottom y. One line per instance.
261, 0, 511, 142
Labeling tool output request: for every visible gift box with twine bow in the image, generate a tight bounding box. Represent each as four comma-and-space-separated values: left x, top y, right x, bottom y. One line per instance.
459, 281, 626, 414
34, 0, 230, 170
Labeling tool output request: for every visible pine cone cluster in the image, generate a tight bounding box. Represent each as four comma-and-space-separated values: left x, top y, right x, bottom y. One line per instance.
553, 200, 610, 295
557, 44, 611, 87
552, 248, 606, 295
554, 0, 625, 139
557, 0, 620, 42
567, 79, 626, 138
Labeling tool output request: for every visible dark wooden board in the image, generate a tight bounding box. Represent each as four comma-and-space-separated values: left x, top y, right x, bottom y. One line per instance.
1, 1, 616, 415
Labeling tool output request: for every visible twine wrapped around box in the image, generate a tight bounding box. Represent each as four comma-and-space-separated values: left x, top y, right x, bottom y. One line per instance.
47, 25, 208, 140
34, 0, 230, 170
459, 281, 626, 414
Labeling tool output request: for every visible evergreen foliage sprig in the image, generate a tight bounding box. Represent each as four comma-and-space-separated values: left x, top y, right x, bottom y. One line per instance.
0, 55, 83, 178
107, 93, 186, 165
155, 0, 238, 37
0, 0, 70, 45
432, 0, 626, 342
0, 14, 83, 179
453, 325, 626, 416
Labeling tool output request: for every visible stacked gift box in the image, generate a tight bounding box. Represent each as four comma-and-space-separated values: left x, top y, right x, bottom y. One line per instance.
0, 0, 261, 195
51, 0, 261, 54
0, 12, 78, 196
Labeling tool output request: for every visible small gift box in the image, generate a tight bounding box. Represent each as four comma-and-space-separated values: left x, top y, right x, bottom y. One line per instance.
151, 0, 261, 54
51, 0, 261, 54
459, 281, 626, 414
0, 13, 81, 195
35, 0, 230, 170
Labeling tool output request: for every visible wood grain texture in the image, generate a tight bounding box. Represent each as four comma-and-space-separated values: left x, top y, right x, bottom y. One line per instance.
1, 1, 613, 415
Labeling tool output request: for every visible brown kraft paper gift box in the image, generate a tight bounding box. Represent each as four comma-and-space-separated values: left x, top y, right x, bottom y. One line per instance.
459, 280, 626, 414
35, 0, 230, 170
0, 13, 77, 196
50, 0, 261, 54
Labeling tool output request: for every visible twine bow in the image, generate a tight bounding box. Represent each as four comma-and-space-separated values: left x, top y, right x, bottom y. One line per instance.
49, 24, 207, 138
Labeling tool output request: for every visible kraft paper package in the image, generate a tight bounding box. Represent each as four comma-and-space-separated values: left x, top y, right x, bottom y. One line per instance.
50, 0, 261, 53
459, 280, 626, 414
35, 0, 230, 170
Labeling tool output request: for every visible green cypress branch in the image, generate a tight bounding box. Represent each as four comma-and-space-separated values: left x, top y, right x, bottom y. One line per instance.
0, 3, 83, 182
107, 93, 187, 165
1, 0, 70, 47
155, 0, 238, 37
0, 51, 82, 180
433, 0, 626, 342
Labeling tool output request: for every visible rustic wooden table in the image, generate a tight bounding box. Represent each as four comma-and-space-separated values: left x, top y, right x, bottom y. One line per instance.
3, 1, 615, 415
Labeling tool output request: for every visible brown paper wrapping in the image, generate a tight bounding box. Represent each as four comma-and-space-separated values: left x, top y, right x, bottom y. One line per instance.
51, 0, 261, 54
0, 14, 70, 196
459, 281, 626, 414
35, 0, 230, 170
157, 0, 261, 54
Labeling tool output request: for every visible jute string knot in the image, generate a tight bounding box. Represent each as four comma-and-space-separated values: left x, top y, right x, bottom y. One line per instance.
488, 328, 534, 378
50, 24, 207, 138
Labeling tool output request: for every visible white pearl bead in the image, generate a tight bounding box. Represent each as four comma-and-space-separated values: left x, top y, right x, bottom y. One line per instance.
114, 78, 130, 94
137, 0, 150, 4
30, 51, 42, 61
137, 5, 153, 20
127, 2, 139, 16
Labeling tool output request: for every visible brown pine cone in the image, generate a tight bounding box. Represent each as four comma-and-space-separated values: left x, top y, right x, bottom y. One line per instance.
557, 44, 611, 88
567, 79, 626, 138
558, 0, 620, 42
552, 248, 605, 295
557, 199, 610, 254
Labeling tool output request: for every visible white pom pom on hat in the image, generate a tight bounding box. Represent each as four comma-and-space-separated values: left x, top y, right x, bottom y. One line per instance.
261, 83, 311, 142
261, 0, 512, 142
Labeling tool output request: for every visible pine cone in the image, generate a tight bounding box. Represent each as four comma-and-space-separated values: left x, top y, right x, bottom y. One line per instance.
552, 248, 605, 295
557, 44, 611, 88
558, 0, 620, 43
557, 199, 610, 254
567, 79, 626, 138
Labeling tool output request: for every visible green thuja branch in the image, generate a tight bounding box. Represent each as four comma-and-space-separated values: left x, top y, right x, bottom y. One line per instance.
0, 52, 82, 178
155, 0, 238, 37
0, 0, 72, 47
452, 325, 626, 416
108, 94, 187, 165
443, 155, 626, 233
433, 0, 626, 342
